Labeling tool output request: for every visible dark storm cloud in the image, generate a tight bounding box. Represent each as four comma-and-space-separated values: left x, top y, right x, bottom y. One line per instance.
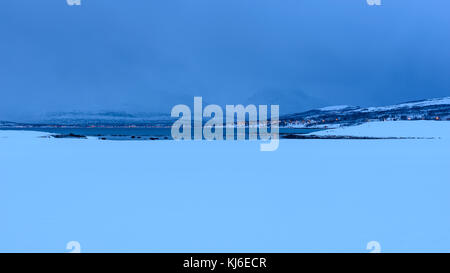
0, 0, 449, 120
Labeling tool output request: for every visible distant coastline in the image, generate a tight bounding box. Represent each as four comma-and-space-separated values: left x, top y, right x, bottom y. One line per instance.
1, 97, 449, 131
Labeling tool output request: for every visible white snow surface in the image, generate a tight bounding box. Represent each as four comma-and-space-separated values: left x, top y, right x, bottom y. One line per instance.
314, 121, 450, 138
1, 121, 450, 253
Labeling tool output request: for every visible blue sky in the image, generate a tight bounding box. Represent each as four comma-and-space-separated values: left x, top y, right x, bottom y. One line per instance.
1, 0, 449, 120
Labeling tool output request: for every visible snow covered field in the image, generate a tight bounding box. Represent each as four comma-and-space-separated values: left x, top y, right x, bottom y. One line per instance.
1, 121, 450, 252
314, 120, 450, 138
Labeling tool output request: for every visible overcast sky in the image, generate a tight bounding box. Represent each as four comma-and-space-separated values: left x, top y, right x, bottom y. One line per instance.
1, 0, 449, 120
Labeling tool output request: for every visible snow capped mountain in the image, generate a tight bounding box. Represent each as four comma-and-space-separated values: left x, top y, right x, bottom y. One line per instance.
281, 97, 450, 128
357, 97, 450, 113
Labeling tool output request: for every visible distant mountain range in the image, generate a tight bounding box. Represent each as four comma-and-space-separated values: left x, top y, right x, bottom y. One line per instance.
0, 111, 175, 127
1, 97, 449, 128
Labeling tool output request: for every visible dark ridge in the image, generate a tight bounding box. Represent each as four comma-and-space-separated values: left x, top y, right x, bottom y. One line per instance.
51, 133, 87, 139
281, 134, 434, 140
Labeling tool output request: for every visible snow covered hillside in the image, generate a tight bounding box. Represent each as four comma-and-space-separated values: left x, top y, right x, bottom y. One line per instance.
281, 97, 450, 128
360, 97, 450, 112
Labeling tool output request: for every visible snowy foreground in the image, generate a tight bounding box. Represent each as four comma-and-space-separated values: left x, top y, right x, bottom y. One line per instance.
1, 121, 450, 253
